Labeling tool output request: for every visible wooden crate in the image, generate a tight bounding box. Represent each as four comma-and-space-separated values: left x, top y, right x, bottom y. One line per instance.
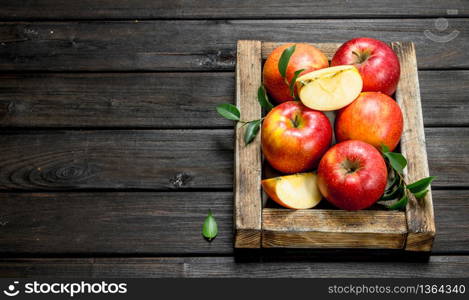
234, 40, 435, 252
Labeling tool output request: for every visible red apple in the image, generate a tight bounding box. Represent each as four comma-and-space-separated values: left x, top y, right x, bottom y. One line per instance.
262, 101, 332, 173
263, 43, 329, 103
317, 140, 387, 210
331, 37, 400, 95
335, 92, 403, 151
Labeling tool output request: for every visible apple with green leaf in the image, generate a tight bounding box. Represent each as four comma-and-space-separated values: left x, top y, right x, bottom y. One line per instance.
335, 92, 403, 151
263, 43, 329, 103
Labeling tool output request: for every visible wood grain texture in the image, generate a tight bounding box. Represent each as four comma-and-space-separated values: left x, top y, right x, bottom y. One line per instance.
0, 20, 467, 71
0, 73, 234, 128
392, 42, 435, 251
262, 42, 341, 60
420, 70, 469, 126
0, 71, 466, 128
234, 41, 262, 248
0, 190, 466, 255
1, 256, 468, 278
0, 128, 466, 190
0, 130, 233, 190
0, 1, 467, 19
0, 192, 232, 254
262, 209, 407, 249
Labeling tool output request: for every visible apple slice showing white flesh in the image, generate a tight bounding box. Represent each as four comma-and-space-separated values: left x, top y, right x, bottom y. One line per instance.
262, 173, 322, 209
296, 65, 363, 111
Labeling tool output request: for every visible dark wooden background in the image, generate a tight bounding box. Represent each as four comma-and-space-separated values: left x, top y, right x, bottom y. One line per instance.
0, 1, 468, 277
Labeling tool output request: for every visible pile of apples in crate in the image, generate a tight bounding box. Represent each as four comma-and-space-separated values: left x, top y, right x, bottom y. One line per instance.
217, 37, 434, 212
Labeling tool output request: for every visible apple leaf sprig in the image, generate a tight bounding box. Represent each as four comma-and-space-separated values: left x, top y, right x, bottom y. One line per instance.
216, 85, 273, 144
202, 210, 218, 241
216, 45, 302, 144
378, 145, 436, 210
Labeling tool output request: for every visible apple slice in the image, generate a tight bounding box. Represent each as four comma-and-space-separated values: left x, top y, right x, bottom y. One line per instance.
262, 173, 322, 209
296, 65, 363, 111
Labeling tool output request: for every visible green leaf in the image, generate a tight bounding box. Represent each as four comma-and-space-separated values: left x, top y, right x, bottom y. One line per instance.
407, 176, 436, 194
388, 194, 409, 210
383, 152, 407, 174
278, 44, 296, 78
216, 103, 240, 121
244, 119, 261, 145
202, 210, 218, 241
413, 189, 429, 199
380, 144, 390, 153
289, 68, 305, 97
381, 194, 408, 210
257, 85, 274, 111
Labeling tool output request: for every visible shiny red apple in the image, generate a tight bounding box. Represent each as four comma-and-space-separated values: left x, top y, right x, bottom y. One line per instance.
331, 37, 400, 95
335, 92, 403, 151
262, 101, 332, 174
317, 140, 387, 210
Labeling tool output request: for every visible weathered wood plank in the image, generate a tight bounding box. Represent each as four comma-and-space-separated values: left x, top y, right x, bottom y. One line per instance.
0, 20, 467, 71
0, 1, 467, 19
393, 42, 435, 251
420, 70, 469, 126
234, 41, 262, 248
1, 256, 468, 278
0, 128, 466, 190
0, 130, 233, 190
0, 192, 232, 254
262, 209, 407, 249
426, 128, 469, 188
0, 73, 234, 128
0, 190, 466, 255
0, 71, 466, 128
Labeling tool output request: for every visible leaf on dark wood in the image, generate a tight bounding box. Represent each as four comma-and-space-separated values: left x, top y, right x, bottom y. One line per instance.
202, 210, 218, 241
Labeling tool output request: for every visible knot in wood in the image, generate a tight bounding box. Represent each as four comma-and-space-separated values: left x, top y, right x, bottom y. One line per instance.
43, 163, 94, 183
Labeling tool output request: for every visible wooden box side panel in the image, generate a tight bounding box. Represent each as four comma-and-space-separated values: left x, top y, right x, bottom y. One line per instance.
392, 42, 436, 251
234, 40, 263, 248
262, 209, 407, 249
